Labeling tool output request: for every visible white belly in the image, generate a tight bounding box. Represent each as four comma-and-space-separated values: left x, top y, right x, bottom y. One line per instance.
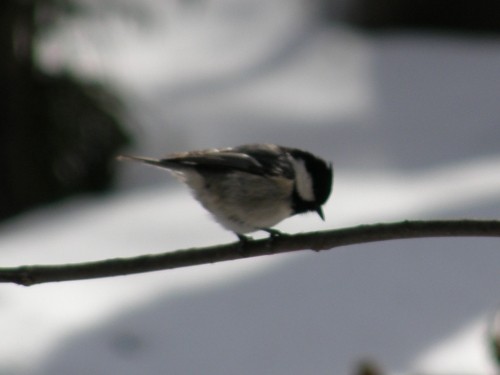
181, 170, 294, 234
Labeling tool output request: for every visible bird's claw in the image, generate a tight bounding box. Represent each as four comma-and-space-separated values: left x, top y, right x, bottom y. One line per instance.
236, 233, 252, 255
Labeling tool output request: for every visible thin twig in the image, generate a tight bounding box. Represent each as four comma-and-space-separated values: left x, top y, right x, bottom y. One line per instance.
0, 219, 499, 286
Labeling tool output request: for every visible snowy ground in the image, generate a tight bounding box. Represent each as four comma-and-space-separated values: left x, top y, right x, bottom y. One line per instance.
3, 0, 500, 374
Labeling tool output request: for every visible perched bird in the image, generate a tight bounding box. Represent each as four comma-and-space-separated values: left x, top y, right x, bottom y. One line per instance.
118, 144, 333, 241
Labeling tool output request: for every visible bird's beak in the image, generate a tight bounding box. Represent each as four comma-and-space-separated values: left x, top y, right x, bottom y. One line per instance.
316, 207, 325, 221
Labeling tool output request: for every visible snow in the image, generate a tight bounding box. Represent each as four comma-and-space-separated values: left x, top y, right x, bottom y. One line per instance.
5, 0, 500, 374
412, 315, 498, 374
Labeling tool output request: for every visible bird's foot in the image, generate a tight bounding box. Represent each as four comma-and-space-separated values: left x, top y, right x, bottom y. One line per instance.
260, 228, 288, 248
261, 228, 284, 239
235, 233, 252, 254
235, 229, 287, 253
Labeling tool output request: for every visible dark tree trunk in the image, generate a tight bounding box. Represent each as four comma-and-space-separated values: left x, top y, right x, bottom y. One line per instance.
0, 0, 129, 220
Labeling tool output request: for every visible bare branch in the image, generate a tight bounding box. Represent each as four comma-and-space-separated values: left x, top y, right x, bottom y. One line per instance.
1, 219, 499, 286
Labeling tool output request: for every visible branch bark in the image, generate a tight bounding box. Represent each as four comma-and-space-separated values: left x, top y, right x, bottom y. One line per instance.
1, 219, 499, 286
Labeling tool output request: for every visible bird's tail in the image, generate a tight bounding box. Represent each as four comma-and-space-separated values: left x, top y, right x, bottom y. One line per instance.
117, 155, 165, 168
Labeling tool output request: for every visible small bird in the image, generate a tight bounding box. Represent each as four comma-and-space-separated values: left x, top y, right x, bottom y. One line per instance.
118, 144, 333, 241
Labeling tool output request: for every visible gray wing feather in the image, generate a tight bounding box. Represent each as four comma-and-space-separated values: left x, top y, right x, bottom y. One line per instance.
118, 144, 290, 176
165, 152, 263, 171
118, 151, 264, 173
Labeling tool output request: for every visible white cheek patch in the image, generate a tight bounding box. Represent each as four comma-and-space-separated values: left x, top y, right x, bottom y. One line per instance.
290, 158, 314, 201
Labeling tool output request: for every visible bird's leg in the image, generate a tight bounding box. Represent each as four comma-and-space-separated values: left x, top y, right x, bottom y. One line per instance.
235, 229, 285, 253
235, 233, 251, 254
236, 233, 251, 242
260, 228, 286, 248
261, 228, 284, 239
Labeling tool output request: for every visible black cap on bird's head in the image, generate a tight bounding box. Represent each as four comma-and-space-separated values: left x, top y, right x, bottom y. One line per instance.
287, 148, 333, 219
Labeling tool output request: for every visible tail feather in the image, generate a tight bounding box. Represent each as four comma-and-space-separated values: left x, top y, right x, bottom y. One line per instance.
117, 155, 165, 168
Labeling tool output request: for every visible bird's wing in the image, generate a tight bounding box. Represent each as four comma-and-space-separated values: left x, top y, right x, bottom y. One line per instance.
162, 151, 265, 173
118, 144, 292, 176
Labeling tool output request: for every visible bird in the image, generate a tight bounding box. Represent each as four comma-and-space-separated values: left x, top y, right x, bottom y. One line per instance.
118, 144, 333, 241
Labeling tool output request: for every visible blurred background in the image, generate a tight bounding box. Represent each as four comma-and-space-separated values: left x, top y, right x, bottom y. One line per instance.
1, 0, 500, 374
